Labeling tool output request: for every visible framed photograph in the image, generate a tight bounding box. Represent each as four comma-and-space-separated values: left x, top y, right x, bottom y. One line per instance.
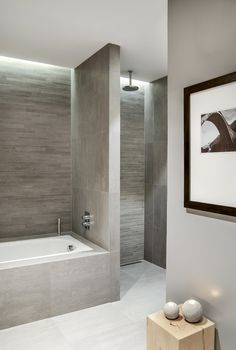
184, 72, 236, 216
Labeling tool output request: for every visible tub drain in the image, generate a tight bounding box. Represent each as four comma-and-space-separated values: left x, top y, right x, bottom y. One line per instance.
68, 244, 76, 252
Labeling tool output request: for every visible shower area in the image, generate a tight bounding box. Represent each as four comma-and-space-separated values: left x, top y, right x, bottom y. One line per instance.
120, 74, 167, 268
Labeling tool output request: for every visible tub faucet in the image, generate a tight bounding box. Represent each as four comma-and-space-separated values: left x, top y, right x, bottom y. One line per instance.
82, 211, 94, 230
57, 218, 61, 235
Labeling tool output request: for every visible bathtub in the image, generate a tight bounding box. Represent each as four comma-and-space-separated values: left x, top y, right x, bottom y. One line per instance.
0, 234, 92, 265
0, 233, 111, 329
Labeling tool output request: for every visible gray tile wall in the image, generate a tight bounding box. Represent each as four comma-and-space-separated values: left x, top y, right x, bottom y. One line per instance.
0, 59, 71, 239
72, 44, 120, 301
120, 82, 145, 265
0, 252, 110, 329
144, 77, 167, 268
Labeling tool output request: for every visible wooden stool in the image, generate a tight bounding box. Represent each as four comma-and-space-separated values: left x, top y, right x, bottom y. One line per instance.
147, 306, 215, 350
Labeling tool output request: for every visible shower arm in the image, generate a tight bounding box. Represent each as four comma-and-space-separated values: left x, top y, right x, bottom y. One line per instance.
128, 70, 132, 86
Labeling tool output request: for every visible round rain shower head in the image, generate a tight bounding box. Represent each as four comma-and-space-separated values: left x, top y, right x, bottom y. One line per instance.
122, 70, 139, 91
123, 85, 139, 92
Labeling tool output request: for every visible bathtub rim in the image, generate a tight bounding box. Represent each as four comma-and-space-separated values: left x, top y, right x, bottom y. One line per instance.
0, 232, 108, 270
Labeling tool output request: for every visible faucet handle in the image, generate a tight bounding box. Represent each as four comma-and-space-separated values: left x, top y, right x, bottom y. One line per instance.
57, 217, 61, 235
82, 211, 94, 230
82, 214, 94, 220
82, 221, 94, 227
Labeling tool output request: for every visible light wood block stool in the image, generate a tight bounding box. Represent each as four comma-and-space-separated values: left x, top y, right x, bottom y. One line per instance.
147, 307, 215, 350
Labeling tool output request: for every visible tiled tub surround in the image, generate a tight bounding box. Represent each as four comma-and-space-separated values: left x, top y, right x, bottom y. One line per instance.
0, 57, 71, 239
0, 44, 121, 329
0, 261, 166, 350
72, 44, 120, 301
0, 234, 110, 330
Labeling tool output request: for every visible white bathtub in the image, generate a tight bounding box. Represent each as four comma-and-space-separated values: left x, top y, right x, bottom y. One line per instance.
0, 234, 93, 264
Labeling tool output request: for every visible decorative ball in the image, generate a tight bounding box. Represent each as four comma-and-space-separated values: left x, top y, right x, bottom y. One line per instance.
182, 299, 203, 323
163, 302, 179, 320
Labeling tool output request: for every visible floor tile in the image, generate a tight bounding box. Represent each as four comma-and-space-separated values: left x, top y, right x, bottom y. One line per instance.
0, 319, 73, 350
0, 261, 166, 350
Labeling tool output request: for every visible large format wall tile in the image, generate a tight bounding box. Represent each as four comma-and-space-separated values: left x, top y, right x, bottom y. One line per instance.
120, 83, 145, 265
144, 77, 167, 268
0, 252, 110, 329
72, 44, 120, 301
0, 59, 71, 238
0, 263, 51, 328
72, 188, 110, 250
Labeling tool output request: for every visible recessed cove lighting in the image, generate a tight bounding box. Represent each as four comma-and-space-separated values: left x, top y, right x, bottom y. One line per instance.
0, 55, 67, 69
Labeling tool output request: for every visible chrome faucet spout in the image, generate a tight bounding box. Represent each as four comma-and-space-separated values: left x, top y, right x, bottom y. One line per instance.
57, 218, 61, 235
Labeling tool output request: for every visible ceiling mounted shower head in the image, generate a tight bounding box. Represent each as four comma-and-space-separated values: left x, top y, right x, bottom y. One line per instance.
122, 70, 139, 91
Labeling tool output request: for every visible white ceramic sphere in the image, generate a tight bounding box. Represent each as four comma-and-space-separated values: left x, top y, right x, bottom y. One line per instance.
163, 302, 179, 320
182, 299, 203, 323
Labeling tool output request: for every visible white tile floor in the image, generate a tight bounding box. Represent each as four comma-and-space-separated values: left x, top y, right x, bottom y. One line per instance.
0, 261, 166, 350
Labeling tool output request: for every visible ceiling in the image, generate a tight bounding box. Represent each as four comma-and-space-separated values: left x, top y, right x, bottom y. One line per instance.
0, 0, 167, 82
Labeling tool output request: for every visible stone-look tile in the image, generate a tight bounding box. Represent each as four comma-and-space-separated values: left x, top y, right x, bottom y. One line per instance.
0, 60, 71, 239
145, 143, 153, 184
153, 77, 168, 143
0, 264, 51, 329
69, 320, 146, 350
86, 191, 110, 249
109, 125, 120, 194
50, 253, 111, 316
144, 84, 154, 144
72, 188, 86, 235
73, 188, 110, 250
72, 44, 120, 303
109, 251, 120, 301
53, 303, 131, 344
73, 48, 110, 136
0, 318, 74, 350
109, 45, 121, 195
0, 261, 166, 350
107, 45, 120, 301
87, 131, 109, 192
73, 130, 109, 192
113, 261, 166, 321
120, 194, 144, 265
71, 136, 88, 190
109, 192, 120, 301
153, 140, 167, 186
120, 82, 145, 265
109, 193, 120, 252
144, 77, 167, 268
0, 252, 110, 330
144, 183, 154, 262
0, 197, 71, 238
153, 185, 167, 268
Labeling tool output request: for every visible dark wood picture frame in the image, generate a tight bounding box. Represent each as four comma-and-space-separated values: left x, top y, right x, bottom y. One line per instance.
184, 71, 236, 217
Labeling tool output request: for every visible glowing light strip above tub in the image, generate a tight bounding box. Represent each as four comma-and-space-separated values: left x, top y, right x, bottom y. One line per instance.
0, 55, 69, 69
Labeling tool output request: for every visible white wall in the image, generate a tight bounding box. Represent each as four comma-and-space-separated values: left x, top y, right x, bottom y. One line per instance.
167, 1, 236, 349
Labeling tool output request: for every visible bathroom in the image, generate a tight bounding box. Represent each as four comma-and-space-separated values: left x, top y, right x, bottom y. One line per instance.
0, 40, 167, 326
1, 1, 236, 349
